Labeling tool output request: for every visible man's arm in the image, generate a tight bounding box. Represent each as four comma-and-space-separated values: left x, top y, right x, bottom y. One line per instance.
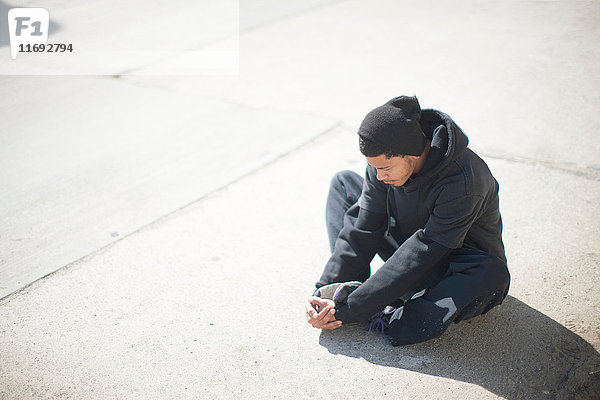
308, 166, 387, 330
317, 204, 387, 287
334, 230, 451, 323
334, 191, 486, 323
317, 166, 389, 288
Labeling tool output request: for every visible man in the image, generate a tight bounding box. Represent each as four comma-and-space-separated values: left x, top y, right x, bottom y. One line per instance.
305, 95, 510, 346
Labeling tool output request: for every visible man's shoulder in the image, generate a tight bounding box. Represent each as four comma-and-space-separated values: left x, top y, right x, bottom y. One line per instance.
448, 148, 497, 196
424, 148, 496, 198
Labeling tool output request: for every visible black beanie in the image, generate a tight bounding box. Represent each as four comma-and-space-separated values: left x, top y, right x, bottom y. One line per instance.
357, 95, 427, 156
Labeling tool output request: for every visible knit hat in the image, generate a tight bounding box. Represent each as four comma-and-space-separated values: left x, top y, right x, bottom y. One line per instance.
358, 95, 427, 156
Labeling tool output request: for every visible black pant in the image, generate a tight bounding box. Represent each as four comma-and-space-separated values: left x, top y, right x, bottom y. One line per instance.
326, 170, 510, 345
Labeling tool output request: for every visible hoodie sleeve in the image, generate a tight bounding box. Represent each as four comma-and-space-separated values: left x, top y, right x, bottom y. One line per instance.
423, 191, 486, 249
357, 165, 388, 213
316, 166, 388, 288
334, 188, 486, 324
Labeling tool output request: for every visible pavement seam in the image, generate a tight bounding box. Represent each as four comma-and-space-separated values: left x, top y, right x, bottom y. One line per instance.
93, 76, 346, 136
342, 121, 600, 181
478, 151, 600, 182
0, 119, 344, 305
119, 76, 341, 122
181, 93, 344, 128
238, 0, 349, 35
114, 0, 350, 76
4, 115, 595, 303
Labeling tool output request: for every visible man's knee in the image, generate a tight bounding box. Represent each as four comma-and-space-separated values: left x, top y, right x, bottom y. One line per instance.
386, 253, 510, 346
450, 249, 510, 293
453, 253, 510, 321
329, 170, 363, 205
386, 299, 450, 346
330, 170, 362, 192
479, 253, 510, 297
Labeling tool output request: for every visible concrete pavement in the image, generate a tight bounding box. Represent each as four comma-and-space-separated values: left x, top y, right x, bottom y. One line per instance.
1, 0, 599, 399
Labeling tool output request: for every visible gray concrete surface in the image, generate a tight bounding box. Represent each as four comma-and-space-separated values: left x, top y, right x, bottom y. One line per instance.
0, 76, 337, 298
1, 0, 600, 399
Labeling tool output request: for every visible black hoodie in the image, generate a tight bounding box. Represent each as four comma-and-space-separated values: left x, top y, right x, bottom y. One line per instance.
317, 109, 506, 324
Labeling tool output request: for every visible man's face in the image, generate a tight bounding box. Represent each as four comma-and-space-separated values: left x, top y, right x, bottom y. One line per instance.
366, 154, 418, 187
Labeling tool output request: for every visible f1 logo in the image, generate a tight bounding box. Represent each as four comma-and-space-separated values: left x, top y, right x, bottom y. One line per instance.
8, 8, 49, 59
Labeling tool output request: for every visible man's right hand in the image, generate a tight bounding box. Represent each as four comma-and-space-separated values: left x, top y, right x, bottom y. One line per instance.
305, 296, 343, 330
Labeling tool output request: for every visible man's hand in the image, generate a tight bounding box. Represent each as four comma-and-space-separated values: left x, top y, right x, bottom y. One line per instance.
305, 296, 342, 330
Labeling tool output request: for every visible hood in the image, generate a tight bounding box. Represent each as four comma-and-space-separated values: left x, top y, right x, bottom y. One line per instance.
401, 109, 469, 189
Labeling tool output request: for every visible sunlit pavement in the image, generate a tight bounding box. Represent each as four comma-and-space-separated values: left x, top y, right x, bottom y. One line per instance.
1, 1, 599, 398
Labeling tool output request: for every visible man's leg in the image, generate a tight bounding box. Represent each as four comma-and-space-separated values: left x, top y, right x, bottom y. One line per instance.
386, 248, 510, 346
325, 170, 397, 259
325, 170, 364, 252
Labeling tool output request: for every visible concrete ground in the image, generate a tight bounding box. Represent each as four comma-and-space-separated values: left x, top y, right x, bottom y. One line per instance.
1, 1, 599, 399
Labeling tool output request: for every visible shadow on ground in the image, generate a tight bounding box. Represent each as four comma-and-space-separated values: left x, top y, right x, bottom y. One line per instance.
319, 296, 600, 400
